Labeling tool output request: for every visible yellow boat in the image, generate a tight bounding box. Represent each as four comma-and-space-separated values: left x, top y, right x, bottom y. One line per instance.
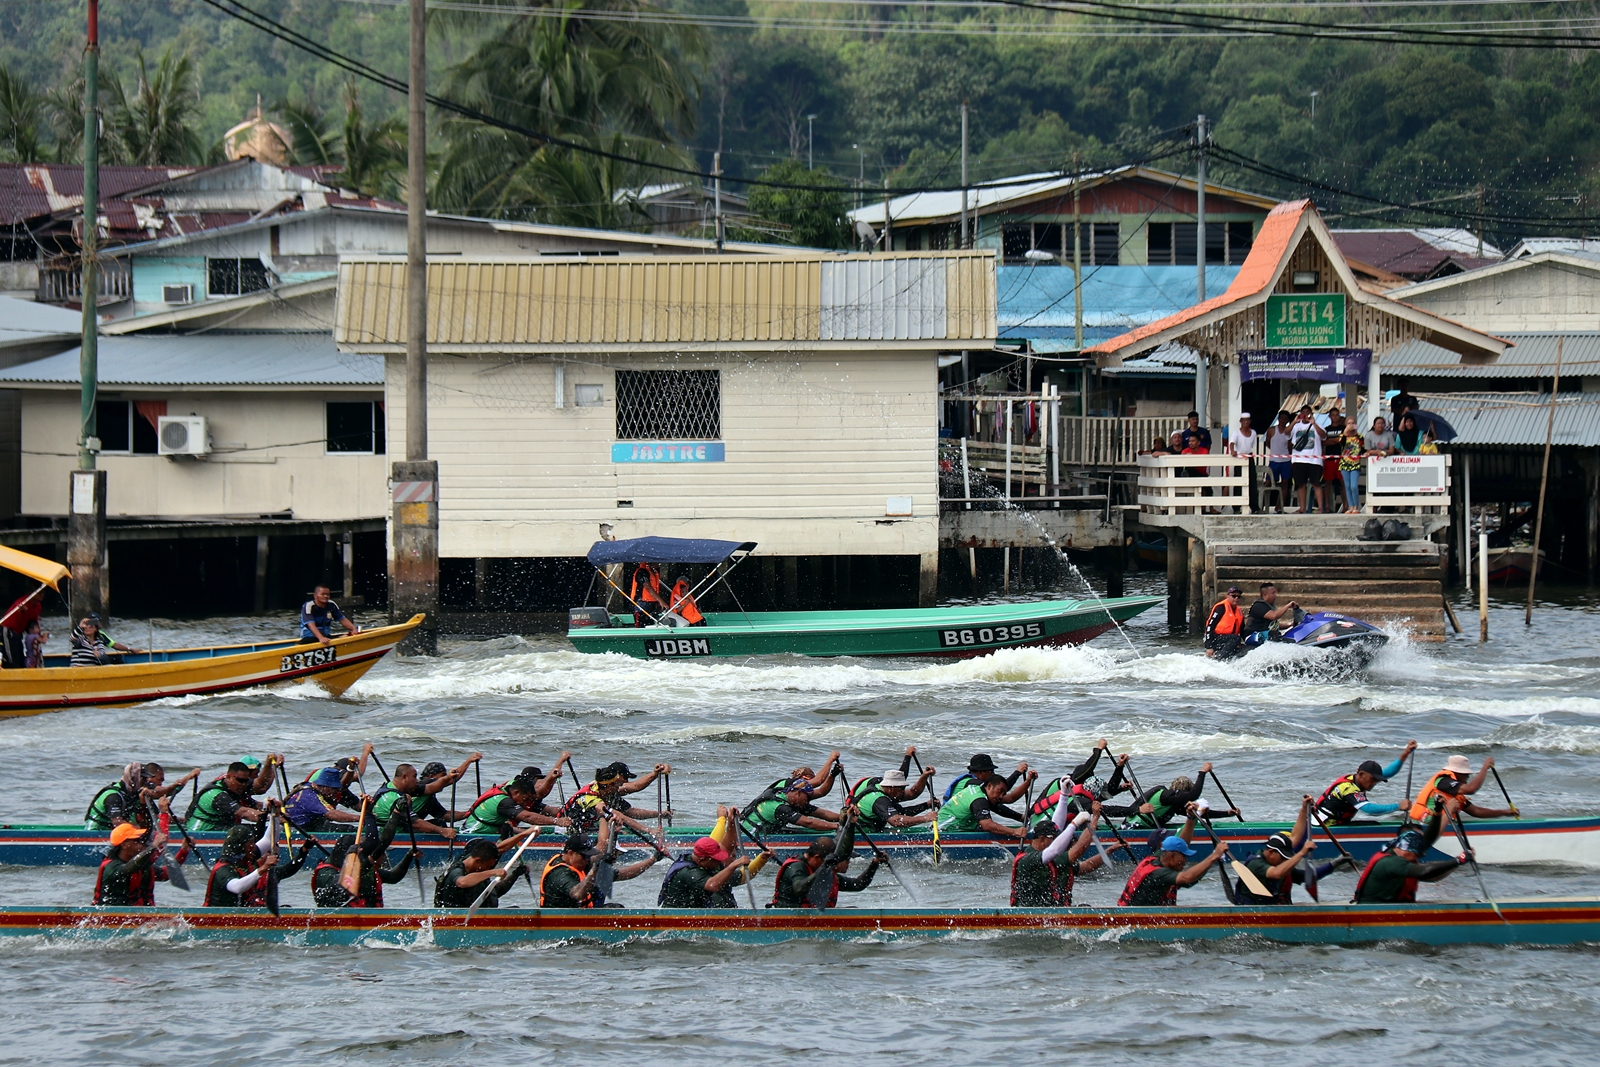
0, 545, 420, 717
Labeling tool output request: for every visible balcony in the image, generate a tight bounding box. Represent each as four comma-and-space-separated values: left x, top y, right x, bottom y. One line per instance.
36, 257, 131, 306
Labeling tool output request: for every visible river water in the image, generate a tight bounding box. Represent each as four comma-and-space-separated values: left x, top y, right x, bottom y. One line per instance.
4, 574, 1600, 1065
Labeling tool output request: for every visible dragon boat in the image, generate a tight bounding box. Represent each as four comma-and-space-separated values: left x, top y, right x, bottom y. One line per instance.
2, 898, 1598, 948
6, 816, 1595, 868
567, 536, 1159, 659
0, 546, 419, 716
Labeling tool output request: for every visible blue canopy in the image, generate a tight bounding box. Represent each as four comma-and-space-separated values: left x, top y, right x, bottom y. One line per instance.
586, 537, 754, 567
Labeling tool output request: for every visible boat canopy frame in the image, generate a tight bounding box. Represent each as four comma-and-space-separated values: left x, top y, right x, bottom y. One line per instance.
584, 538, 759, 626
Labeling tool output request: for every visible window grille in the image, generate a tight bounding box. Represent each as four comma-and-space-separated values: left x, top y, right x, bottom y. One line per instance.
208, 257, 271, 296
614, 370, 720, 440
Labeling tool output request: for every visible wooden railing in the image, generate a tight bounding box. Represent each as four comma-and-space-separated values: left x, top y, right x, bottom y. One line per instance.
1060, 416, 1188, 467
1137, 454, 1251, 514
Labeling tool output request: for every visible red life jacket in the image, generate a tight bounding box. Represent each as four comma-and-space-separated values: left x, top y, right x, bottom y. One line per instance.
1352, 850, 1417, 904
774, 857, 837, 908
94, 855, 158, 906
1117, 855, 1177, 907
1031, 780, 1094, 818
1315, 773, 1363, 824
314, 860, 379, 907
1010, 850, 1072, 906
205, 860, 268, 907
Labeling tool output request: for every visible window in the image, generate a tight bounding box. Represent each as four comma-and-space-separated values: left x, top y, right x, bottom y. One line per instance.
95, 400, 159, 454
615, 370, 720, 440
208, 256, 271, 297
1227, 221, 1254, 264
326, 401, 386, 454
1149, 221, 1255, 265
1001, 225, 1033, 263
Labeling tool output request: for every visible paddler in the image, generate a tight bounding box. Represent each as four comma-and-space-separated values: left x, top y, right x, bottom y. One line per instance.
434, 837, 532, 909
658, 827, 769, 908
1313, 742, 1418, 824
770, 821, 883, 908
740, 781, 843, 836
311, 831, 420, 908
84, 763, 152, 831
561, 763, 667, 839
1106, 763, 1238, 830
1029, 740, 1132, 821
540, 817, 660, 908
93, 820, 170, 906
284, 767, 367, 832
1405, 754, 1516, 826
461, 769, 571, 837
1231, 800, 1343, 906
1354, 798, 1473, 903
371, 756, 481, 839
1011, 798, 1119, 907
941, 753, 1031, 805
936, 774, 1028, 838
1116, 832, 1229, 906
203, 825, 310, 907
184, 762, 270, 831
850, 747, 938, 832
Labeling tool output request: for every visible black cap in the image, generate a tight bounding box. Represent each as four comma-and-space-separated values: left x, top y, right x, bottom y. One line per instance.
968, 753, 996, 773
420, 762, 447, 780
563, 834, 600, 857
1358, 760, 1385, 777
611, 762, 637, 780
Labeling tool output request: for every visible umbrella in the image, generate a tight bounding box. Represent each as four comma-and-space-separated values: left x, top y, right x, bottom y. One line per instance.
1404, 408, 1457, 442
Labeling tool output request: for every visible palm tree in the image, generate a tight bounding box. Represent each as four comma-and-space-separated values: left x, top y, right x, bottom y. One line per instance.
107, 46, 206, 166
434, 0, 702, 225
0, 63, 48, 163
273, 98, 341, 167
338, 84, 406, 199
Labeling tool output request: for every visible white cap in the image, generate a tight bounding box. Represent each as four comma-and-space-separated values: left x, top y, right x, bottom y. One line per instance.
1239, 412, 1251, 420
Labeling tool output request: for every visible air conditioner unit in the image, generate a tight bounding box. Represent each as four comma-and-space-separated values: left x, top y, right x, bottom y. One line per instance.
162, 283, 193, 305
158, 415, 210, 456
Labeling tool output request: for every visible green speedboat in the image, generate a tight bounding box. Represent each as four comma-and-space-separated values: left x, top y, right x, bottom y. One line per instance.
569, 536, 1159, 659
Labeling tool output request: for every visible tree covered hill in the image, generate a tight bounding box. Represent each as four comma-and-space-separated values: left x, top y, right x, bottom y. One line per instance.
4, 0, 1600, 243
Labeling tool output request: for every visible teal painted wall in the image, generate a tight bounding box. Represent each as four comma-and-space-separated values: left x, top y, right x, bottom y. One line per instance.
132, 256, 206, 305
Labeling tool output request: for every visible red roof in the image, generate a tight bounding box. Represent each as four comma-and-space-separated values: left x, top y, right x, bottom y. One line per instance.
0, 164, 204, 226
1331, 230, 1498, 280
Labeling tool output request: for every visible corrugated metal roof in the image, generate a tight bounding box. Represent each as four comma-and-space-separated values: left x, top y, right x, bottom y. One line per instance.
0, 333, 380, 386
0, 297, 84, 347
999, 264, 1241, 338
336, 253, 997, 348
0, 164, 203, 224
1385, 333, 1600, 377
1422, 391, 1600, 447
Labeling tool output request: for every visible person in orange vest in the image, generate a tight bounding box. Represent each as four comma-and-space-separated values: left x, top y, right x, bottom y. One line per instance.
1405, 754, 1516, 828
1203, 585, 1247, 659
668, 578, 706, 626
630, 562, 667, 625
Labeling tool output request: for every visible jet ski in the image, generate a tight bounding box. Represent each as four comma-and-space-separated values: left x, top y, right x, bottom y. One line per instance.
1241, 609, 1388, 664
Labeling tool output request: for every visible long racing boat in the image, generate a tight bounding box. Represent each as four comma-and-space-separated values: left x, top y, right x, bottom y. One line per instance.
2, 898, 1598, 948
568, 536, 1159, 659
9, 816, 1595, 868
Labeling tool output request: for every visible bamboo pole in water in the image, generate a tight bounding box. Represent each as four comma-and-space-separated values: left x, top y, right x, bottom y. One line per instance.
1526, 336, 1561, 625
1479, 531, 1489, 642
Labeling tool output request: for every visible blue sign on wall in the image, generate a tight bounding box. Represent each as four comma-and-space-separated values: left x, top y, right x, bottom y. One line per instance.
612, 442, 726, 463
1239, 348, 1371, 383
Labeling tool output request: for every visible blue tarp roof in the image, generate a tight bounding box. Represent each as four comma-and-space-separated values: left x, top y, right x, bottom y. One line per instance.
586, 537, 754, 566
0, 332, 381, 386
997, 265, 1241, 342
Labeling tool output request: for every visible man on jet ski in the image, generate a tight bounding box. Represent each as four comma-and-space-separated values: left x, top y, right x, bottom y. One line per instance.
1244, 583, 1299, 641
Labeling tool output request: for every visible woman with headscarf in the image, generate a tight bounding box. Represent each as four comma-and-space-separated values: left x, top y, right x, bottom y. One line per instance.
84, 763, 148, 831
1394, 413, 1423, 455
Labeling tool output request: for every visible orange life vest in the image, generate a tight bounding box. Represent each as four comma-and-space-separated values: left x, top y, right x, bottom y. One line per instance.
669, 579, 704, 625
631, 564, 665, 607
1407, 770, 1463, 823
1208, 598, 1243, 636
539, 856, 598, 908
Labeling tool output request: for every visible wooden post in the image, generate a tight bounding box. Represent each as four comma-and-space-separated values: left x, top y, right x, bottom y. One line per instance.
473, 557, 488, 608
343, 533, 355, 600
1166, 532, 1186, 629
1188, 536, 1206, 635
1479, 530, 1489, 642
1526, 336, 1561, 625
1002, 546, 1010, 593
254, 535, 269, 613
1462, 453, 1473, 593
1004, 398, 1013, 503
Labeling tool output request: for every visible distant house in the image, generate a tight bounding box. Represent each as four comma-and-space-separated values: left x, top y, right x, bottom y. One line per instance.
628, 183, 751, 236
1330, 228, 1501, 283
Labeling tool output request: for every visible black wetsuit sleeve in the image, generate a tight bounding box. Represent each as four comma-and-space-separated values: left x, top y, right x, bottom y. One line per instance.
1069, 747, 1104, 784
1003, 770, 1022, 790
1418, 807, 1447, 854
830, 824, 857, 862
988, 800, 1025, 822
1417, 858, 1466, 883
836, 862, 879, 892
899, 753, 913, 776
1167, 772, 1208, 808
900, 801, 931, 816
1101, 786, 1159, 818
1104, 762, 1128, 796
380, 850, 414, 884
275, 848, 309, 879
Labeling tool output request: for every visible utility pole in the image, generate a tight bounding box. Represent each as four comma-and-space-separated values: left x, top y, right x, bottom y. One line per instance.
959, 101, 969, 249
69, 0, 107, 622
1309, 90, 1318, 125
1194, 114, 1209, 425
392, 0, 438, 653
1072, 151, 1083, 353
714, 150, 724, 252
807, 114, 817, 170
882, 178, 892, 252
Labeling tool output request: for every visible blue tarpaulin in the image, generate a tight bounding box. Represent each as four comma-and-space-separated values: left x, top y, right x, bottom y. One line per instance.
586, 537, 754, 566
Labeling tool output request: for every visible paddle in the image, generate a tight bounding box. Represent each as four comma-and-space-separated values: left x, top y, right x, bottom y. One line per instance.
664, 771, 673, 829
1198, 818, 1237, 903
449, 777, 457, 860
1307, 803, 1357, 872
808, 820, 852, 909
1404, 755, 1415, 811
853, 822, 920, 905
165, 806, 208, 867
1206, 767, 1246, 822
1098, 812, 1136, 864
909, 753, 941, 865
144, 800, 189, 892
1490, 765, 1520, 819
656, 775, 664, 841
367, 749, 427, 905
468, 826, 541, 920
1451, 817, 1507, 924
1199, 812, 1269, 898
1020, 779, 1034, 857
729, 807, 760, 912
340, 798, 368, 896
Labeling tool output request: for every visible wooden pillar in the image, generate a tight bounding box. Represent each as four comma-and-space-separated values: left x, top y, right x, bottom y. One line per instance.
782, 557, 798, 608
67, 470, 108, 621
1166, 533, 1186, 628
1586, 453, 1599, 584
254, 534, 269, 613
1098, 544, 1124, 598
917, 552, 939, 608
343, 533, 355, 600
1188, 535, 1207, 635
474, 557, 488, 608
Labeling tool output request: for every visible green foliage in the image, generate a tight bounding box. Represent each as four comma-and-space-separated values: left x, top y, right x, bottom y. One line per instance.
274, 84, 406, 199
743, 159, 850, 247
106, 46, 208, 166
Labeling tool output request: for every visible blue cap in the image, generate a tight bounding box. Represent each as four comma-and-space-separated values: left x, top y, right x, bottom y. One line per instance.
312, 768, 343, 788
1160, 835, 1196, 856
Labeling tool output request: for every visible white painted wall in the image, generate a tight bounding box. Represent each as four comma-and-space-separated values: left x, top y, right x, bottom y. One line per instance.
386, 349, 940, 559
19, 389, 388, 519
1399, 261, 1600, 333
